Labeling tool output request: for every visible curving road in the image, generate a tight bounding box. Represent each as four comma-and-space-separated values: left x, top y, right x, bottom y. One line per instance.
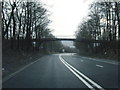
2, 53, 120, 89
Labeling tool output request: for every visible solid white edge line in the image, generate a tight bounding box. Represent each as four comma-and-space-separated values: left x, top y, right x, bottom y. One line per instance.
59, 55, 105, 90
3, 58, 40, 83
81, 56, 118, 65
59, 55, 95, 90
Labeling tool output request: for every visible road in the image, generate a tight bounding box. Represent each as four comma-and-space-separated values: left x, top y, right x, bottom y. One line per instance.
3, 53, 120, 89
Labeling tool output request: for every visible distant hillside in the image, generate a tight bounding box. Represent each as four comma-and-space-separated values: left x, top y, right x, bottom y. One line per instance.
62, 41, 74, 47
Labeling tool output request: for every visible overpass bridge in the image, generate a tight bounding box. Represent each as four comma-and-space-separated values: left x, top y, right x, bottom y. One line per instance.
32, 38, 110, 43
31, 38, 119, 52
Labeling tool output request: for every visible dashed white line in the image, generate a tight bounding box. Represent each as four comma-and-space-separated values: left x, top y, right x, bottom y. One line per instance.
81, 60, 84, 62
59, 54, 105, 90
96, 65, 104, 68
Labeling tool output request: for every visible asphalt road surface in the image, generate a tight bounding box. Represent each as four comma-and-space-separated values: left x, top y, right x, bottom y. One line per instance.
3, 53, 120, 89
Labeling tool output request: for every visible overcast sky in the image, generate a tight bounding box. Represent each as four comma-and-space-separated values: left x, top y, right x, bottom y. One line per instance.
41, 0, 94, 38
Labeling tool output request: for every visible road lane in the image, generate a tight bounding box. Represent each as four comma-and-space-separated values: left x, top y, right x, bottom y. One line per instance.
3, 54, 119, 89
59, 55, 104, 90
3, 54, 88, 88
61, 54, 119, 88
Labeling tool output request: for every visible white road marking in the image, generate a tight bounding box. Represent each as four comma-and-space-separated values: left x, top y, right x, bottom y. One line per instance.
59, 54, 105, 90
96, 65, 104, 68
80, 56, 118, 65
81, 60, 84, 62
59, 55, 95, 90
3, 58, 40, 83
2, 68, 5, 71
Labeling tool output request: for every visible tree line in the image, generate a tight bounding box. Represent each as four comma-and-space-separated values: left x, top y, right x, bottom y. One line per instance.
2, 0, 63, 52
75, 1, 120, 59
